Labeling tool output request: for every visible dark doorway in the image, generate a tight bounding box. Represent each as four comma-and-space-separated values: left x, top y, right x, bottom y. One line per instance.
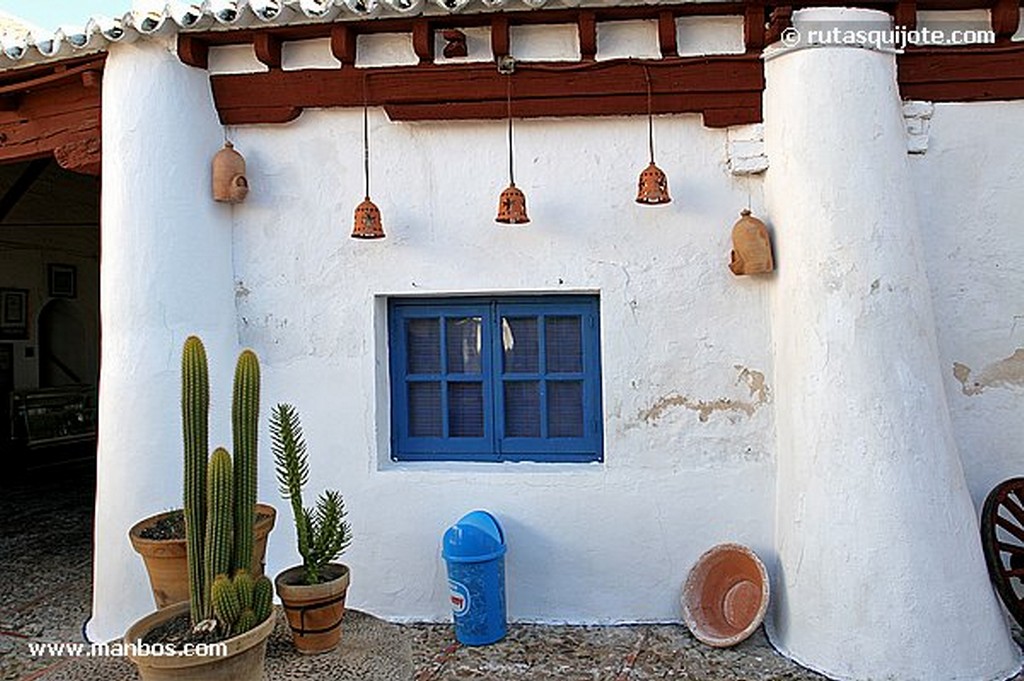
0, 159, 100, 467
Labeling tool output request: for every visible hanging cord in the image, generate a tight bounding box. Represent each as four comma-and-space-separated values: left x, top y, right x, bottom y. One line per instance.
643, 65, 654, 164
363, 102, 370, 200
506, 73, 515, 186
361, 74, 371, 200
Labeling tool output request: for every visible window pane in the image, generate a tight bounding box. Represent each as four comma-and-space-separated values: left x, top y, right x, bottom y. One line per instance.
408, 382, 442, 437
545, 316, 582, 373
503, 317, 539, 373
446, 317, 482, 374
504, 381, 540, 437
449, 382, 484, 437
407, 318, 440, 374
548, 381, 583, 437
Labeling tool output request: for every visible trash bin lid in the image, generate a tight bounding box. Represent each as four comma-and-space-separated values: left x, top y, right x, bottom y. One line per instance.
442, 510, 506, 563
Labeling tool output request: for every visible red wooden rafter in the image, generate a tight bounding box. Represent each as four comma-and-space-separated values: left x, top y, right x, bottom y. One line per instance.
178, 1, 1024, 129
0, 54, 103, 175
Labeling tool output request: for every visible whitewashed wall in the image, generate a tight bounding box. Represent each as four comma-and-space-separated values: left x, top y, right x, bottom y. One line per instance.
86, 15, 1024, 674
910, 101, 1024, 510
230, 109, 777, 623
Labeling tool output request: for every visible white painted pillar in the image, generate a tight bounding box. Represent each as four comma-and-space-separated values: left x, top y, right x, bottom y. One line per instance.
87, 37, 237, 642
763, 9, 1019, 680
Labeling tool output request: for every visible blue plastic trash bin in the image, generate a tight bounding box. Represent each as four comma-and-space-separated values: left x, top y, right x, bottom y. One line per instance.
441, 510, 507, 645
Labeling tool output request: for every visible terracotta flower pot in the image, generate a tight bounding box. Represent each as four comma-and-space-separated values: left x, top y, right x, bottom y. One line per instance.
124, 601, 273, 681
681, 543, 769, 648
275, 563, 350, 654
129, 503, 277, 608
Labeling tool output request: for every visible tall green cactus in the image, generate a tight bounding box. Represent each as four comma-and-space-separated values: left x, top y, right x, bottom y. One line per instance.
232, 350, 260, 573
204, 447, 234, 609
182, 336, 210, 624
180, 337, 269, 634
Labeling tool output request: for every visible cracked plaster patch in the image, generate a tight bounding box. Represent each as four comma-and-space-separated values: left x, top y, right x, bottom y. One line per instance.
638, 365, 771, 424
953, 348, 1024, 396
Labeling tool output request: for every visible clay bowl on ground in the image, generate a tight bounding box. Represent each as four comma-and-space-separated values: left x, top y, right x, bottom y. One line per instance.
681, 543, 769, 648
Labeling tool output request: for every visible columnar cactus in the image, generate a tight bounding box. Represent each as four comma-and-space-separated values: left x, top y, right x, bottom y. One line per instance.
253, 574, 273, 622
182, 336, 210, 624
211, 573, 240, 626
233, 569, 255, 611
232, 350, 260, 573
210, 570, 273, 636
180, 336, 270, 635
204, 447, 234, 600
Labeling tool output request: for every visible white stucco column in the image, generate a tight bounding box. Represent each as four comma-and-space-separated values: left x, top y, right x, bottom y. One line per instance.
87, 37, 237, 642
763, 8, 1019, 680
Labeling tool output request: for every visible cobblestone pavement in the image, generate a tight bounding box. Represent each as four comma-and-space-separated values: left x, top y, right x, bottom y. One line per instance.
0, 458, 1017, 681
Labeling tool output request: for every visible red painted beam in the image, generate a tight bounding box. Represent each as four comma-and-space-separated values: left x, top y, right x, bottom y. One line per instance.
211, 56, 764, 128
897, 43, 1024, 101
0, 56, 103, 173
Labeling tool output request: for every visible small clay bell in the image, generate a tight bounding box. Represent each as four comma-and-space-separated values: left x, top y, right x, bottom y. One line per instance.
212, 141, 248, 203
729, 209, 774, 275
636, 161, 671, 205
496, 183, 529, 224
352, 197, 385, 239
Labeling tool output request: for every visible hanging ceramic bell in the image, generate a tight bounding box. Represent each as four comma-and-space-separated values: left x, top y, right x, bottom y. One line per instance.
496, 183, 529, 224
636, 161, 671, 205
352, 197, 385, 239
212, 141, 249, 203
729, 209, 774, 275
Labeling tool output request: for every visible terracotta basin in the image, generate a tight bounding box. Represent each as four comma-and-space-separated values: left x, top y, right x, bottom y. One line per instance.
129, 503, 276, 608
681, 543, 769, 648
125, 601, 273, 681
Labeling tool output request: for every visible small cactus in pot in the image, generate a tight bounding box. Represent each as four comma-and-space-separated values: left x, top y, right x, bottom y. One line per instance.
272, 403, 353, 654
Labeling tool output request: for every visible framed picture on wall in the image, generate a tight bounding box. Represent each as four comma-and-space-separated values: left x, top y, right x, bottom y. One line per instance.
0, 289, 28, 340
48, 264, 76, 298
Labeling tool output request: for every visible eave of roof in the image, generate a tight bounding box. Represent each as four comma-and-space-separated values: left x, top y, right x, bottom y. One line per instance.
0, 0, 710, 72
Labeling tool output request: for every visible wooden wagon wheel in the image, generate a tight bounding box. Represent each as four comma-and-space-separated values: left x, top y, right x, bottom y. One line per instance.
982, 477, 1024, 627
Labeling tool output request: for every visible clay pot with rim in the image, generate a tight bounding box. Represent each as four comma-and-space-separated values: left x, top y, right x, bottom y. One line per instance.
274, 563, 350, 654
129, 503, 277, 608
125, 601, 273, 681
681, 542, 770, 648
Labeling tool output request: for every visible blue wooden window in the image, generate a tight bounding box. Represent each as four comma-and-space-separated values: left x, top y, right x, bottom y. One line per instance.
388, 296, 603, 462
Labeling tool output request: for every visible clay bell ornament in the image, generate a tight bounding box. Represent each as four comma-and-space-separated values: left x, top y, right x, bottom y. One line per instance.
729, 209, 774, 276
636, 161, 671, 205
496, 183, 529, 224
352, 197, 385, 239
211, 141, 249, 203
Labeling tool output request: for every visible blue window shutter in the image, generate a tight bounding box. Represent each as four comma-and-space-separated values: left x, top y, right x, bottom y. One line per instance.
389, 296, 602, 463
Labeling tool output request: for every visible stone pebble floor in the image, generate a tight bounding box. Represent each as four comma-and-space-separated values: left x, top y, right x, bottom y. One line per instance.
2, 458, 1019, 681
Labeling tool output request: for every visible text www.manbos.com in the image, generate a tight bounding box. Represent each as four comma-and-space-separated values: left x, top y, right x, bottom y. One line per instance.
28, 640, 229, 658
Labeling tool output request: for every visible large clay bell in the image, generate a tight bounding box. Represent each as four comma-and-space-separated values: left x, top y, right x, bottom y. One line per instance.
352, 197, 385, 239
636, 161, 671, 205
496, 183, 529, 224
212, 141, 249, 203
729, 209, 774, 275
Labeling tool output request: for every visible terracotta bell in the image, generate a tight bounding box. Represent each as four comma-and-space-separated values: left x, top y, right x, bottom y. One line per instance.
729, 209, 774, 275
212, 141, 249, 203
352, 197, 385, 239
636, 161, 671, 205
496, 183, 530, 224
